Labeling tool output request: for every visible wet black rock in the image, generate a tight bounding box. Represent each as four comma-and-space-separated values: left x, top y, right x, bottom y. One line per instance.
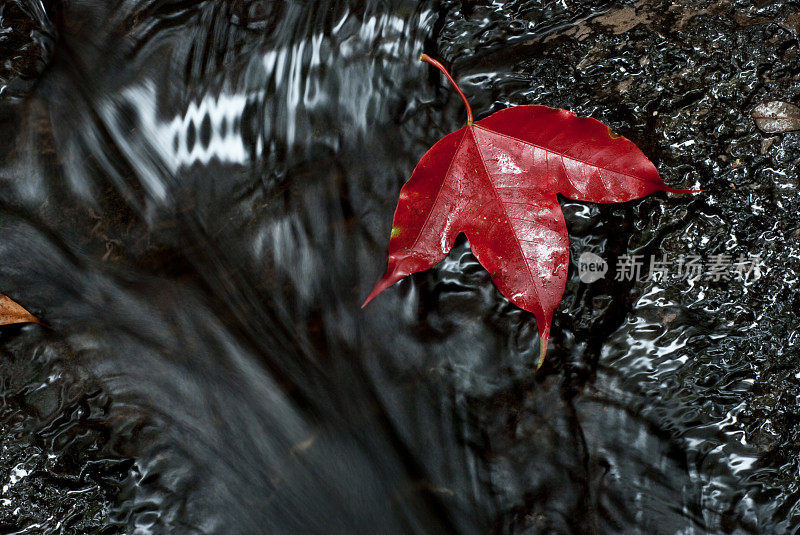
0, 0, 57, 99
0, 331, 133, 534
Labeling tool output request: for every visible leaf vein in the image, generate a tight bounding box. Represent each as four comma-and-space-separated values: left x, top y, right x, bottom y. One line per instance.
408, 129, 468, 252
475, 125, 655, 186
471, 128, 543, 310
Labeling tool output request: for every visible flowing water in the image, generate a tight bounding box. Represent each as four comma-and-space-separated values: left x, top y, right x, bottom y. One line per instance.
1, 0, 800, 533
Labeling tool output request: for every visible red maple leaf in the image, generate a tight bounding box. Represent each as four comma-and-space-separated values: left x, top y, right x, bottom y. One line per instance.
363, 55, 698, 366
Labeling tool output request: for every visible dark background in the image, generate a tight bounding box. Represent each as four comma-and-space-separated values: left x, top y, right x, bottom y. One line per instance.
1, 0, 799, 533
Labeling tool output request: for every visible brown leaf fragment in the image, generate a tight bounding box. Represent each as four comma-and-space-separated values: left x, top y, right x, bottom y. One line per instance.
780, 13, 800, 37
0, 294, 40, 326
752, 101, 800, 134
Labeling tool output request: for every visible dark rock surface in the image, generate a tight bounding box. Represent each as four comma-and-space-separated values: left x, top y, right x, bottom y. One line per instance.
0, 0, 56, 99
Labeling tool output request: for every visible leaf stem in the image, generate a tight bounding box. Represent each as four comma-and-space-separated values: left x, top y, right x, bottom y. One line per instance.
420, 54, 474, 126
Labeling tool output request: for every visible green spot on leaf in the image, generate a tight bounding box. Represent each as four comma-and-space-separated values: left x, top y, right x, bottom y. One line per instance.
607, 126, 623, 140
391, 226, 401, 238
